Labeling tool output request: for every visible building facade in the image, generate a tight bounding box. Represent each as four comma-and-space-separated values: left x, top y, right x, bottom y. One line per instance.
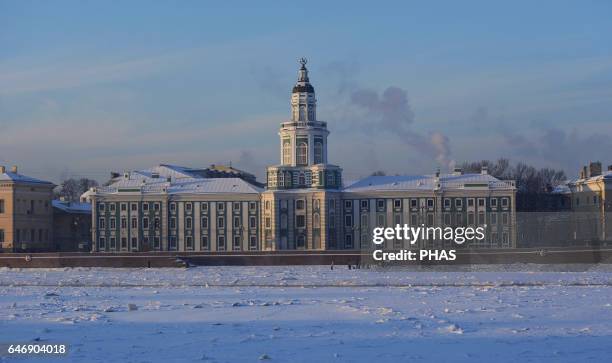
90, 60, 517, 252
0, 165, 55, 252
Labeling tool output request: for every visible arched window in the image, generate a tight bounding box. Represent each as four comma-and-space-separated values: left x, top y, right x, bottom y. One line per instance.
314, 142, 323, 164
299, 106, 306, 120
313, 213, 320, 228
282, 141, 291, 165
298, 172, 306, 186
296, 142, 308, 165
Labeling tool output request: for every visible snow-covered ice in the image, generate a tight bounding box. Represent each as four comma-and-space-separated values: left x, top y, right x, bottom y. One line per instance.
1, 265, 611, 362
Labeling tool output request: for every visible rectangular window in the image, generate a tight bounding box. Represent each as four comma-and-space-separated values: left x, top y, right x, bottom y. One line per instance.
0, 200, 4, 214
427, 199, 434, 208
249, 202, 256, 212
360, 200, 368, 209
344, 215, 353, 228
218, 235, 226, 251
153, 236, 160, 249
249, 235, 257, 250
169, 236, 177, 250
200, 202, 208, 213
345, 234, 353, 249
478, 198, 486, 208
233, 216, 240, 229
0, 229, 3, 243
467, 198, 474, 207
491, 198, 498, 208
249, 216, 257, 229
131, 203, 137, 211
491, 213, 498, 225
455, 199, 463, 208
502, 232, 509, 244
377, 199, 385, 210
201, 216, 209, 229
329, 215, 335, 228
377, 214, 385, 227
120, 203, 127, 211
410, 199, 418, 208
265, 217, 271, 228
233, 235, 241, 250
99, 237, 106, 249
186, 236, 193, 250
296, 200, 305, 210
394, 199, 402, 209
478, 212, 485, 225
99, 217, 106, 229
444, 213, 451, 226
502, 213, 509, 225
109, 203, 116, 212
185, 217, 192, 229
344, 200, 352, 210
154, 203, 160, 211
121, 237, 127, 249
185, 202, 192, 212
233, 202, 241, 211
201, 235, 209, 250
131, 237, 138, 250
109, 218, 116, 229
444, 198, 451, 209
296, 215, 306, 228
170, 217, 176, 229
110, 237, 116, 249
131, 218, 137, 229
217, 202, 225, 211
426, 213, 434, 226
98, 203, 105, 212
170, 202, 176, 212
218, 216, 225, 229
410, 214, 418, 226
142, 203, 149, 212
468, 212, 475, 225
154, 217, 160, 229
142, 217, 149, 229
456, 213, 464, 225
361, 214, 368, 228
501, 198, 509, 208
394, 213, 401, 225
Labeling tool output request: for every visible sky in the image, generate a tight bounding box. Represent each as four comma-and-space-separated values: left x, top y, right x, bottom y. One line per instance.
1, 1, 612, 183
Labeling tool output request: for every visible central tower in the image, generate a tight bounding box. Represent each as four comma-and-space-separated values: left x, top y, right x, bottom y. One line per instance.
262, 59, 343, 251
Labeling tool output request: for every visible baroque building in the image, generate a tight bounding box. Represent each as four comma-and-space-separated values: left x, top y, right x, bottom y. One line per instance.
90, 60, 517, 252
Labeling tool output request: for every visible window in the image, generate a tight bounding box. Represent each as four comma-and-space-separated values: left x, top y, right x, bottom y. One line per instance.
502, 232, 509, 245
0, 229, 4, 243
283, 141, 292, 164
249, 202, 256, 212
249, 235, 257, 250
98, 203, 105, 212
467, 198, 474, 207
478, 212, 485, 225
154, 203, 160, 211
313, 199, 320, 210
361, 214, 368, 228
131, 218, 137, 229
99, 217, 106, 229
491, 213, 498, 225
296, 235, 306, 248
478, 198, 486, 208
410, 214, 418, 226
455, 199, 463, 208
410, 199, 418, 208
109, 218, 116, 229
233, 216, 240, 229
329, 215, 335, 228
313, 213, 320, 228
427, 213, 434, 226
394, 199, 402, 209
344, 200, 353, 209
491, 198, 498, 208
143, 203, 149, 212
185, 217, 192, 229
377, 214, 386, 227
170, 203, 177, 212
201, 235, 209, 250
296, 142, 308, 165
201, 216, 209, 229
217, 202, 225, 211
110, 237, 116, 249
314, 142, 323, 164
169, 237, 177, 250
218, 216, 225, 229
218, 235, 226, 251
201, 202, 208, 212
296, 200, 305, 210
280, 214, 288, 229
233, 202, 241, 211
394, 213, 401, 225
170, 217, 177, 229
427, 199, 434, 208
154, 217, 160, 229
142, 217, 149, 229
377, 199, 385, 210
298, 173, 305, 185
109, 203, 116, 212
153, 236, 160, 249
131, 203, 137, 211
99, 237, 106, 249
185, 203, 192, 212
444, 213, 451, 226
502, 213, 509, 225
344, 215, 353, 228
345, 234, 353, 249
444, 198, 451, 208
249, 216, 257, 229
501, 198, 509, 208
120, 203, 127, 211
186, 236, 193, 250
121, 237, 127, 249
360, 200, 369, 209
0, 199, 4, 213
296, 215, 306, 228
131, 237, 138, 250
468, 212, 475, 225
456, 213, 464, 225
233, 235, 241, 250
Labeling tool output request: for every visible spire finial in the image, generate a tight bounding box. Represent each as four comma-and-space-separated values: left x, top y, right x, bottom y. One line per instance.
299, 57, 307, 68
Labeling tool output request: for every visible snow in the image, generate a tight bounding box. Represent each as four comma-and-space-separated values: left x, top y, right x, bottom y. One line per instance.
344, 173, 514, 192
1, 265, 611, 362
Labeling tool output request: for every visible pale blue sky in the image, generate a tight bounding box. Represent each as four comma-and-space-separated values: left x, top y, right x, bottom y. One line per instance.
1, 1, 611, 182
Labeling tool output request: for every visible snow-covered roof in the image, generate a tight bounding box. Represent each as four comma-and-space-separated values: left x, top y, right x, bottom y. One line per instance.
570, 170, 612, 184
52, 200, 92, 214
95, 175, 262, 195
343, 173, 515, 192
139, 164, 206, 179
551, 184, 571, 194
0, 171, 54, 186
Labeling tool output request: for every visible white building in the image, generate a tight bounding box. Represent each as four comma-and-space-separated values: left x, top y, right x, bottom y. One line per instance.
90, 60, 517, 252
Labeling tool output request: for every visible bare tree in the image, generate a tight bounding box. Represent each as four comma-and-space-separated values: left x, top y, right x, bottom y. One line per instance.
55, 178, 99, 202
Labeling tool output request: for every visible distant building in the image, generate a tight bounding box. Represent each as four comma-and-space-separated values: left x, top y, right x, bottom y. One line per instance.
0, 165, 55, 252
52, 199, 92, 251
90, 59, 517, 253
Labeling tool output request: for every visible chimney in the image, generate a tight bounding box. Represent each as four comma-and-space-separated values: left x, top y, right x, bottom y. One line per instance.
453, 167, 463, 176
608, 164, 612, 171
589, 161, 602, 177
481, 166, 488, 175
0, 165, 5, 173
581, 165, 588, 179
10, 165, 18, 173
